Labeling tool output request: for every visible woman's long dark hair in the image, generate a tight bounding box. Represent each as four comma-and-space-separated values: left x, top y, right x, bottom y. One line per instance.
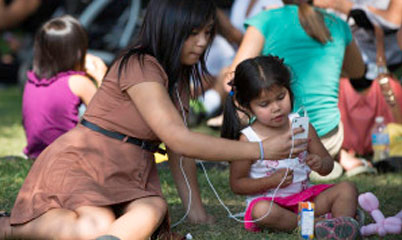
221, 55, 293, 140
33, 15, 88, 79
118, 0, 217, 99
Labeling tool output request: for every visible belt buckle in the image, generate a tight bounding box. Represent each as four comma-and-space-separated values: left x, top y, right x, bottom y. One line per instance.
143, 141, 158, 153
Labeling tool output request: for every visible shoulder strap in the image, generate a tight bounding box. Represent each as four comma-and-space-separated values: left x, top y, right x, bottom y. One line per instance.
374, 24, 387, 74
241, 126, 261, 142
374, 24, 402, 123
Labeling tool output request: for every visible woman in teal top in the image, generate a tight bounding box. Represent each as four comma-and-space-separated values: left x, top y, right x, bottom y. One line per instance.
224, 0, 365, 178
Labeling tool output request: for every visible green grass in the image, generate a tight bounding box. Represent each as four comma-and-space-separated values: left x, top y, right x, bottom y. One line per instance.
0, 87, 25, 157
1, 86, 402, 239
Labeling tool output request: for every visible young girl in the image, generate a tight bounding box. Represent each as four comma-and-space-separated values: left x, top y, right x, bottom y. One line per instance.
22, 15, 107, 159
222, 56, 360, 239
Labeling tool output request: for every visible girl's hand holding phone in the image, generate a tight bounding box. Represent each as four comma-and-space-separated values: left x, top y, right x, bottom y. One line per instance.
262, 127, 308, 160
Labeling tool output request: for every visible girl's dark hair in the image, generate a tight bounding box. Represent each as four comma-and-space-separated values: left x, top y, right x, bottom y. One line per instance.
221, 55, 293, 140
118, 0, 217, 99
33, 15, 88, 79
283, 0, 331, 44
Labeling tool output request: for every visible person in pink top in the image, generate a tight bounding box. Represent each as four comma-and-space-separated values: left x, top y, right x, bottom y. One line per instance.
22, 15, 107, 159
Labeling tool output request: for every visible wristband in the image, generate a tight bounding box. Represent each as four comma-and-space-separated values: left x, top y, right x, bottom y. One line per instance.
258, 141, 264, 161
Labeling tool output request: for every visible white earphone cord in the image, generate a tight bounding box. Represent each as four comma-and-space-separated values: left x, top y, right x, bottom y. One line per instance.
171, 88, 192, 228
173, 88, 298, 227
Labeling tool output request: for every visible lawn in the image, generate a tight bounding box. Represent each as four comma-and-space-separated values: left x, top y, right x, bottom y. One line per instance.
0, 86, 401, 239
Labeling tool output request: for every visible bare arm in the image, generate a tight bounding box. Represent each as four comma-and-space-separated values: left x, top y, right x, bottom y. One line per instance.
367, 0, 402, 26
230, 135, 293, 195
306, 123, 333, 176
69, 75, 97, 106
314, 0, 402, 25
341, 40, 365, 79
166, 149, 213, 222
223, 26, 265, 92
85, 54, 107, 87
216, 8, 243, 46
0, 0, 41, 30
127, 82, 307, 161
70, 54, 107, 106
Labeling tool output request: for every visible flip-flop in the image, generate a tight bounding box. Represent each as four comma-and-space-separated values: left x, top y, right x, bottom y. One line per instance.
356, 208, 365, 227
315, 216, 360, 240
345, 158, 377, 177
95, 235, 120, 240
0, 211, 10, 217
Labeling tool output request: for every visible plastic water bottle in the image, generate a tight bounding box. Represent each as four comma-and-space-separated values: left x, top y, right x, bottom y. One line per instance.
371, 116, 390, 163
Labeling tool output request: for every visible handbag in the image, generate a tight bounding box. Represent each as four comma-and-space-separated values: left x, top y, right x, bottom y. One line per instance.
338, 24, 402, 155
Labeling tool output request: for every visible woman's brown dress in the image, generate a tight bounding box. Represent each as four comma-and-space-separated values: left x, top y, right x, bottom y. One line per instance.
10, 55, 188, 226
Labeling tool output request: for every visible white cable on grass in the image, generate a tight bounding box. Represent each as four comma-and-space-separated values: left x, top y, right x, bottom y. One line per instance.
171, 88, 192, 228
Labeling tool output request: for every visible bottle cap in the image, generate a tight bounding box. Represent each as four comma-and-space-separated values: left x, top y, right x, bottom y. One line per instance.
375, 116, 384, 123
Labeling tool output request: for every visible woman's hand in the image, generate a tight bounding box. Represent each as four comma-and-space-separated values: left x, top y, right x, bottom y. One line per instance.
85, 54, 107, 87
262, 127, 308, 160
222, 68, 235, 93
313, 0, 353, 15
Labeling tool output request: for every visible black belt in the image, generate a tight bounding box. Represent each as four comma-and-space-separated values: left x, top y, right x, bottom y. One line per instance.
81, 119, 166, 154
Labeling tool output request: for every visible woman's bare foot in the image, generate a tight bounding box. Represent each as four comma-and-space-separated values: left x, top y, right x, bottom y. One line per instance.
0, 215, 12, 239
187, 212, 215, 224
339, 149, 373, 171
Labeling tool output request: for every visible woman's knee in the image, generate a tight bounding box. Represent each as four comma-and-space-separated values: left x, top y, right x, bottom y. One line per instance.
126, 196, 168, 222
148, 197, 168, 220
75, 207, 115, 239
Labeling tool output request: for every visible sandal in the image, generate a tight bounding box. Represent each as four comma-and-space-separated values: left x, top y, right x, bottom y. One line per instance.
345, 158, 377, 177
0, 211, 10, 217
309, 161, 343, 181
95, 235, 120, 240
356, 208, 365, 227
315, 216, 360, 240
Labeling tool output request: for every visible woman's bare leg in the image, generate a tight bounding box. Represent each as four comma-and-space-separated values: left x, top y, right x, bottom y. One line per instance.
314, 181, 358, 218
252, 200, 298, 231
168, 153, 215, 224
106, 196, 167, 240
0, 206, 115, 240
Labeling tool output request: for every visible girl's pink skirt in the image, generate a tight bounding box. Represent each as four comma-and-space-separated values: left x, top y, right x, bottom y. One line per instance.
244, 184, 333, 232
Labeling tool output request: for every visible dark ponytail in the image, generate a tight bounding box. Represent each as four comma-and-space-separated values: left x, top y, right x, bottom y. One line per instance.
283, 0, 331, 44
221, 93, 247, 140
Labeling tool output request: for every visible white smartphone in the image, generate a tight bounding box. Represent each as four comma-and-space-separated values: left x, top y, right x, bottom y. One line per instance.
291, 116, 309, 140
